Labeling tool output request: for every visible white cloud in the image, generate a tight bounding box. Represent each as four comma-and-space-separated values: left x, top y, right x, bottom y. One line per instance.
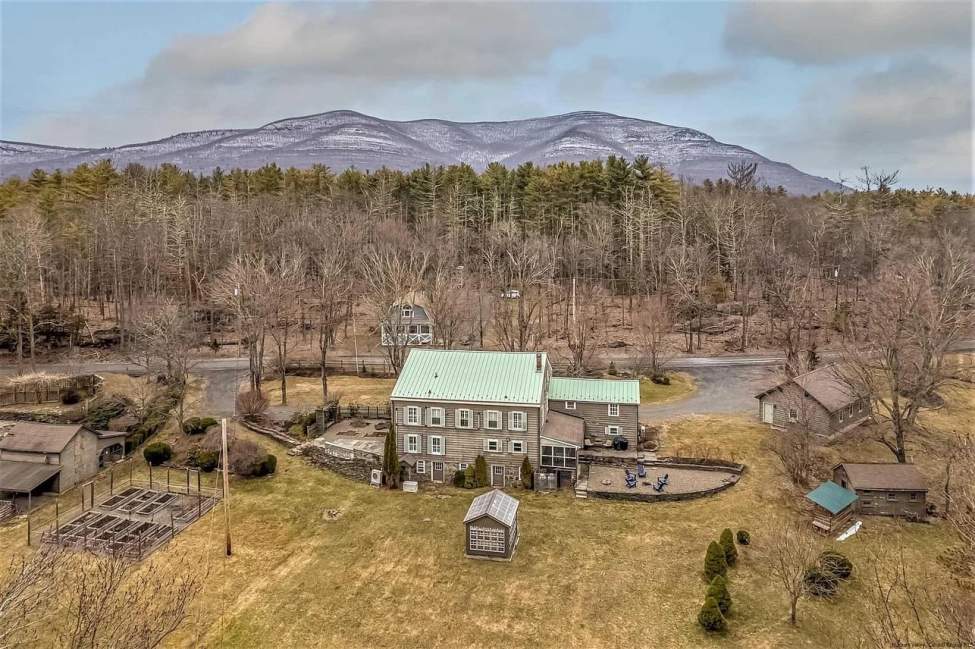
644, 68, 741, 95
724, 1, 971, 64
18, 2, 610, 147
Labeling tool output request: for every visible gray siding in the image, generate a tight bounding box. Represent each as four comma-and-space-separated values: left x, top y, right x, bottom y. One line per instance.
759, 383, 869, 437
547, 400, 639, 447
391, 399, 540, 485
832, 466, 927, 518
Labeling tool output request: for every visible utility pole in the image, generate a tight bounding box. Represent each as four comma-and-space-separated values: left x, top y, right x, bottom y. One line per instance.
352, 310, 360, 376
221, 418, 232, 557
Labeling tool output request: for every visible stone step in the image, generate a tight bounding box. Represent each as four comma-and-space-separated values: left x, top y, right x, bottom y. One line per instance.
574, 480, 589, 499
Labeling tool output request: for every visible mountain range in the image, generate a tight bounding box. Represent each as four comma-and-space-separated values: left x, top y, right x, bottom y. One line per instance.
0, 110, 843, 195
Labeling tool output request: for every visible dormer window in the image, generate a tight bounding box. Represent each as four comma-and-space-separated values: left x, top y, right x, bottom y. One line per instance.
401, 305, 414, 319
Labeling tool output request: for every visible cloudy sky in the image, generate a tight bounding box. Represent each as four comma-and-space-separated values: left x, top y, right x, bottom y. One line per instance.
1, 1, 971, 190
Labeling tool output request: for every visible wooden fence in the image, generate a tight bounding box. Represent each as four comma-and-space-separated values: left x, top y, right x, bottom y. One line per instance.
317, 403, 391, 430
0, 375, 99, 407
285, 358, 396, 377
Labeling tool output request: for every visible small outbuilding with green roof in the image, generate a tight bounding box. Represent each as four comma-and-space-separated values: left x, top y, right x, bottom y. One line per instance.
805, 480, 858, 535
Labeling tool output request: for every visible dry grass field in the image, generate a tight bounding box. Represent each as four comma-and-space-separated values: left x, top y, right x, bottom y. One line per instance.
260, 375, 397, 407
640, 371, 696, 404
1, 382, 971, 649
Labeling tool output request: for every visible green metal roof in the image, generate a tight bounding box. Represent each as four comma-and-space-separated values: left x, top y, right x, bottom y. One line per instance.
391, 350, 547, 405
548, 377, 640, 405
806, 481, 858, 514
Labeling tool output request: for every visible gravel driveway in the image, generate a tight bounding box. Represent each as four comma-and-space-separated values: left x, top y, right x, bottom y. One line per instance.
640, 365, 782, 421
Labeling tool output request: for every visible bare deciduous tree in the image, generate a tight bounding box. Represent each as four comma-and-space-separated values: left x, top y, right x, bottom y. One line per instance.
0, 547, 69, 649
762, 518, 821, 625
838, 240, 975, 462
634, 293, 674, 376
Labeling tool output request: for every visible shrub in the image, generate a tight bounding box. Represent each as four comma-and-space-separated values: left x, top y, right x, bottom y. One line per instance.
707, 575, 732, 615
736, 530, 751, 546
228, 438, 276, 477
189, 448, 219, 473
84, 395, 132, 429
697, 596, 726, 632
236, 390, 268, 419
382, 423, 399, 489
520, 457, 534, 490
474, 455, 489, 488
651, 373, 671, 385
463, 465, 477, 489
803, 566, 839, 598
705, 541, 729, 581
452, 470, 466, 487
719, 528, 738, 566
183, 416, 218, 436
143, 441, 173, 466
124, 433, 144, 454
608, 361, 618, 376
818, 550, 853, 581
256, 454, 277, 477
60, 388, 81, 405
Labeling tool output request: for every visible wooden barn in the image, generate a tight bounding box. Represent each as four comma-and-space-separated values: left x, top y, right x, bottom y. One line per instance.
832, 463, 928, 520
755, 365, 870, 438
805, 480, 858, 535
463, 490, 519, 560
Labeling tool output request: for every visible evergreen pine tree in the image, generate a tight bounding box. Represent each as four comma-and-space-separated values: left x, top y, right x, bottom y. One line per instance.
520, 456, 534, 489
705, 541, 729, 581
463, 465, 477, 488
697, 596, 726, 632
474, 455, 489, 487
382, 422, 399, 489
719, 528, 738, 566
707, 575, 732, 615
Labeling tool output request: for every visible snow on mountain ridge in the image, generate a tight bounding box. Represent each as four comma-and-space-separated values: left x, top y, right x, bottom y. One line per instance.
0, 110, 843, 195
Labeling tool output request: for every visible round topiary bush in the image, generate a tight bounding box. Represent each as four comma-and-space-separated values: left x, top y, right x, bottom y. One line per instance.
803, 566, 839, 598
736, 530, 751, 546
719, 528, 738, 566
818, 550, 854, 580
707, 574, 732, 615
60, 388, 82, 405
705, 541, 729, 581
143, 441, 173, 466
697, 596, 726, 632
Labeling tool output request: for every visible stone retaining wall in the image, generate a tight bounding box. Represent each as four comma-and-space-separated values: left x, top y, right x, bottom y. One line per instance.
303, 445, 379, 483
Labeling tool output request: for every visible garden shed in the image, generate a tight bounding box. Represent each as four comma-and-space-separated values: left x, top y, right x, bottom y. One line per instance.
463, 489, 519, 560
805, 480, 858, 535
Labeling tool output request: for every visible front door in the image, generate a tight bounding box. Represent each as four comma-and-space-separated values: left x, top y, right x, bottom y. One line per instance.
762, 402, 775, 424
491, 465, 505, 487
432, 461, 444, 482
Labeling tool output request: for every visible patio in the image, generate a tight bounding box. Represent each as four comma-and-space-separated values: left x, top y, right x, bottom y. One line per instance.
586, 462, 741, 501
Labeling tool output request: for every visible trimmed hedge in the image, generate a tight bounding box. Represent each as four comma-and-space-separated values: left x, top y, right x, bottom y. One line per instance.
719, 528, 738, 566
705, 541, 729, 581
697, 596, 726, 632
707, 575, 732, 615
189, 448, 219, 472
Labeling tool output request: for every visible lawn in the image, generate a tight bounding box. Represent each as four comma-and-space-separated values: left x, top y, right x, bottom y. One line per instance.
260, 375, 396, 407
2, 384, 969, 649
640, 371, 696, 404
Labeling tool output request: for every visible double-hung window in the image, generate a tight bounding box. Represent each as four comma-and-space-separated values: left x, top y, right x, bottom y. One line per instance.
428, 407, 444, 427
484, 439, 502, 453
565, 401, 576, 410
456, 409, 473, 429
405, 406, 421, 426
608, 403, 620, 417
788, 408, 798, 423
484, 410, 502, 430
429, 435, 445, 455
416, 460, 426, 474
405, 434, 420, 454
509, 411, 526, 432
510, 440, 526, 453
606, 425, 621, 437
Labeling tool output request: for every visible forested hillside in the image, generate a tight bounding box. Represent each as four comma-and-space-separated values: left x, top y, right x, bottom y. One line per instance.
0, 157, 972, 383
